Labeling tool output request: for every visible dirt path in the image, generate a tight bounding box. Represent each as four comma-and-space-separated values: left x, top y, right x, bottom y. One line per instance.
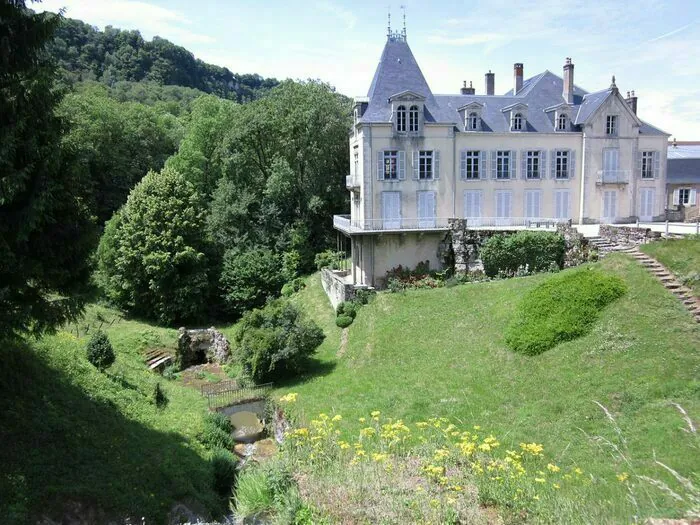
336, 328, 349, 358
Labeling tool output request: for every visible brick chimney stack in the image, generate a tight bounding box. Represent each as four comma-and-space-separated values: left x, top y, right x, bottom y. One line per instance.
461, 81, 468, 95
485, 70, 494, 95
514, 63, 523, 94
562, 57, 574, 104
626, 90, 638, 114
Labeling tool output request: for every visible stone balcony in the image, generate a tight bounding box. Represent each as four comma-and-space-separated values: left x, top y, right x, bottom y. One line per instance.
596, 170, 631, 184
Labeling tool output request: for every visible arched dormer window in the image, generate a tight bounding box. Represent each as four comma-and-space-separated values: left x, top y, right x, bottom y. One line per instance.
396, 105, 407, 132
557, 113, 567, 131
408, 105, 419, 132
512, 113, 523, 131
467, 112, 478, 131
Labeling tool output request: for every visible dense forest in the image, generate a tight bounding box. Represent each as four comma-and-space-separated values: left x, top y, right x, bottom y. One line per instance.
49, 16, 279, 102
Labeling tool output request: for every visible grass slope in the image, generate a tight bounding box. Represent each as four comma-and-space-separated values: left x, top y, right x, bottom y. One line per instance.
273, 255, 700, 520
0, 306, 222, 523
641, 237, 700, 297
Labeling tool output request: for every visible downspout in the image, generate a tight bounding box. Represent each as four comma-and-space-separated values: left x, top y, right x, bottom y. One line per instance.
578, 131, 586, 225
452, 127, 457, 217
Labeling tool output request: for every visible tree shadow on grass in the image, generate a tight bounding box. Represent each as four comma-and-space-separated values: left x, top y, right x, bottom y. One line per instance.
273, 358, 337, 390
0, 343, 224, 524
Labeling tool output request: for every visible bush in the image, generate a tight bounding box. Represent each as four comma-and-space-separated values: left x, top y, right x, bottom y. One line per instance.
336, 301, 357, 319
232, 461, 294, 517
153, 382, 168, 409
85, 330, 115, 372
353, 288, 375, 305
281, 277, 306, 297
480, 231, 566, 278
220, 247, 285, 318
335, 315, 353, 328
314, 250, 344, 270
504, 268, 627, 355
162, 364, 177, 380
200, 412, 234, 450
233, 299, 325, 383
211, 447, 238, 497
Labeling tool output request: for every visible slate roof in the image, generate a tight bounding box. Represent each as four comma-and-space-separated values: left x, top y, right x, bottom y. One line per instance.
360, 37, 667, 136
668, 144, 700, 159
667, 158, 700, 184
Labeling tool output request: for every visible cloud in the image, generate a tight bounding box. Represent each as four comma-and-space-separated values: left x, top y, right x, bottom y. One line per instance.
36, 0, 214, 44
315, 1, 357, 30
647, 20, 697, 42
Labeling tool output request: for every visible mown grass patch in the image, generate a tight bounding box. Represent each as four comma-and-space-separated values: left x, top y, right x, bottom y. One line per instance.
641, 236, 700, 297
504, 267, 627, 355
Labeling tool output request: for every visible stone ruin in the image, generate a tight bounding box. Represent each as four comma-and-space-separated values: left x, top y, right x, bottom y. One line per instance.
176, 327, 230, 370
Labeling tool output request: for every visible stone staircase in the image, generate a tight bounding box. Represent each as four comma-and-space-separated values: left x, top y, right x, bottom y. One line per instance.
587, 236, 636, 257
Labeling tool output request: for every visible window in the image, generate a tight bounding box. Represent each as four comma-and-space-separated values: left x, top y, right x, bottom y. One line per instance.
353, 151, 359, 176
557, 113, 567, 131
381, 191, 401, 229
464, 151, 480, 179
495, 191, 512, 218
384, 150, 398, 180
417, 191, 436, 228
512, 113, 523, 131
555, 150, 569, 179
679, 188, 691, 205
464, 190, 482, 221
496, 151, 511, 179
419, 151, 433, 180
526, 151, 541, 179
639, 188, 655, 220
396, 105, 406, 132
603, 148, 620, 176
467, 112, 478, 131
603, 190, 617, 221
641, 152, 654, 179
408, 105, 419, 132
525, 190, 542, 218
554, 190, 571, 219
606, 115, 617, 136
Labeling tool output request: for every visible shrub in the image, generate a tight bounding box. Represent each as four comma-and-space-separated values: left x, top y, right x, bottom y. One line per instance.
85, 330, 115, 372
505, 268, 627, 355
480, 231, 566, 277
153, 382, 168, 409
336, 301, 357, 319
385, 262, 446, 290
281, 277, 306, 297
233, 299, 325, 383
314, 250, 344, 270
232, 461, 294, 517
335, 315, 353, 328
353, 288, 375, 305
211, 447, 238, 497
282, 250, 302, 282
200, 412, 234, 450
162, 364, 177, 380
219, 247, 285, 318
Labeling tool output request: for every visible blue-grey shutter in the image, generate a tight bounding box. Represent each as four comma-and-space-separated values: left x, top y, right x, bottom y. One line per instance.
569, 150, 576, 179
510, 151, 517, 179
460, 150, 466, 180
521, 150, 528, 179
539, 150, 547, 180
652, 151, 660, 178
479, 151, 487, 179
412, 150, 419, 180
377, 151, 384, 181
398, 150, 406, 180
434, 151, 440, 180
491, 151, 498, 179
550, 150, 556, 179
637, 151, 643, 178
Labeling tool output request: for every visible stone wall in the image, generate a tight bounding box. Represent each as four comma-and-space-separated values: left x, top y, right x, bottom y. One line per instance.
176, 327, 230, 369
599, 224, 661, 245
321, 268, 355, 310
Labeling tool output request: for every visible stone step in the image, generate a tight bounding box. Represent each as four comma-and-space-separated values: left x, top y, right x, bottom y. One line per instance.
664, 283, 681, 289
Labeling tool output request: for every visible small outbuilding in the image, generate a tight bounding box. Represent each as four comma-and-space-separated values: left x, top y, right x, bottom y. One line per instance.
667, 140, 700, 221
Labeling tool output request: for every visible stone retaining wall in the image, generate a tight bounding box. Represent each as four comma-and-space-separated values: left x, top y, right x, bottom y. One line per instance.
599, 225, 661, 246
321, 268, 355, 310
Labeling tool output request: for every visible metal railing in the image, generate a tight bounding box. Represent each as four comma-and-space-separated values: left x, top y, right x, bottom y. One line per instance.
202, 382, 272, 409
596, 170, 631, 184
333, 214, 563, 233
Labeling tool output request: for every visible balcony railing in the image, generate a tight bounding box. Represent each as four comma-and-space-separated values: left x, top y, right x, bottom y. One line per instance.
333, 215, 561, 234
346, 174, 360, 190
596, 170, 631, 184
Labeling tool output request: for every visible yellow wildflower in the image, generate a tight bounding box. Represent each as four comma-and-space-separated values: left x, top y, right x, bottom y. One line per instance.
331, 414, 342, 422
358, 417, 366, 423
617, 472, 629, 482
371, 410, 381, 417
534, 477, 546, 483
552, 483, 561, 489
533, 495, 540, 501
547, 463, 560, 473
279, 392, 298, 403
473, 425, 481, 430
574, 467, 583, 476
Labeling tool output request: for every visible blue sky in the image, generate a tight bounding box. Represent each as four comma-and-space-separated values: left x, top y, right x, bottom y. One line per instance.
38, 0, 700, 138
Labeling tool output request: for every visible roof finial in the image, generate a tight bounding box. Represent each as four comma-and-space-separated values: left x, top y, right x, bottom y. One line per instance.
611, 74, 616, 88
387, 7, 391, 39
401, 4, 406, 39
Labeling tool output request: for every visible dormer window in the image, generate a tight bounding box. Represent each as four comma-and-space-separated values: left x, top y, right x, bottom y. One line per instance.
467, 112, 478, 131
408, 105, 419, 132
512, 113, 523, 131
557, 113, 567, 131
396, 105, 407, 132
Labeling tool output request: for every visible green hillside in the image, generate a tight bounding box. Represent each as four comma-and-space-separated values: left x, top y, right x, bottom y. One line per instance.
267, 255, 700, 521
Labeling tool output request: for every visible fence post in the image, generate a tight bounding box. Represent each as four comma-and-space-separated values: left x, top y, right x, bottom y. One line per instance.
696, 219, 699, 235
665, 220, 669, 236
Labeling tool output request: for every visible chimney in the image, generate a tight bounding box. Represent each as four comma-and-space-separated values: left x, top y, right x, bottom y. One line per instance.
626, 89, 638, 114
485, 70, 495, 95
461, 81, 468, 95
462, 80, 475, 95
514, 63, 523, 94
562, 57, 574, 104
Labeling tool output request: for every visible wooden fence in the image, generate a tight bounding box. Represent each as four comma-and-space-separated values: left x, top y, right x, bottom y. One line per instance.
201, 382, 272, 409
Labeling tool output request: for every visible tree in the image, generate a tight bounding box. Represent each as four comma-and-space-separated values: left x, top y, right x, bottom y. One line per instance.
0, 1, 98, 340
85, 330, 115, 371
95, 166, 211, 324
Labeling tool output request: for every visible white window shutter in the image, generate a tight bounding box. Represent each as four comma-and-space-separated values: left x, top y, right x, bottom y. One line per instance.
479, 150, 487, 179
690, 189, 697, 206
418, 191, 425, 219
653, 151, 660, 178
398, 151, 406, 180
521, 150, 527, 179
434, 151, 440, 179
460, 151, 467, 180
510, 151, 517, 179
569, 150, 576, 179
540, 150, 547, 179
550, 150, 556, 179
673, 189, 680, 205
637, 151, 643, 177
377, 151, 384, 181
490, 151, 498, 179
412, 151, 419, 180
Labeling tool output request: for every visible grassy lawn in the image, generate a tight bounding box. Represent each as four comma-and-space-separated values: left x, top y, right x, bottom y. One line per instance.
0, 306, 224, 523
273, 255, 700, 521
641, 236, 700, 297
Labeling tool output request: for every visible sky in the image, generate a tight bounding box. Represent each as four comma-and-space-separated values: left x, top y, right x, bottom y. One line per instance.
37, 0, 700, 139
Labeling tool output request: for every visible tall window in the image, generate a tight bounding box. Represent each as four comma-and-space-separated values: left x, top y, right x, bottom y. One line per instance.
641, 151, 654, 179
557, 113, 567, 131
353, 151, 359, 176
419, 151, 433, 180
603, 148, 620, 176
408, 105, 419, 132
383, 151, 398, 180
497, 151, 510, 179
678, 188, 691, 205
512, 113, 523, 131
396, 105, 406, 132
606, 115, 617, 136
495, 191, 512, 218
467, 112, 478, 130
555, 150, 569, 179
526, 151, 541, 179
465, 151, 480, 179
